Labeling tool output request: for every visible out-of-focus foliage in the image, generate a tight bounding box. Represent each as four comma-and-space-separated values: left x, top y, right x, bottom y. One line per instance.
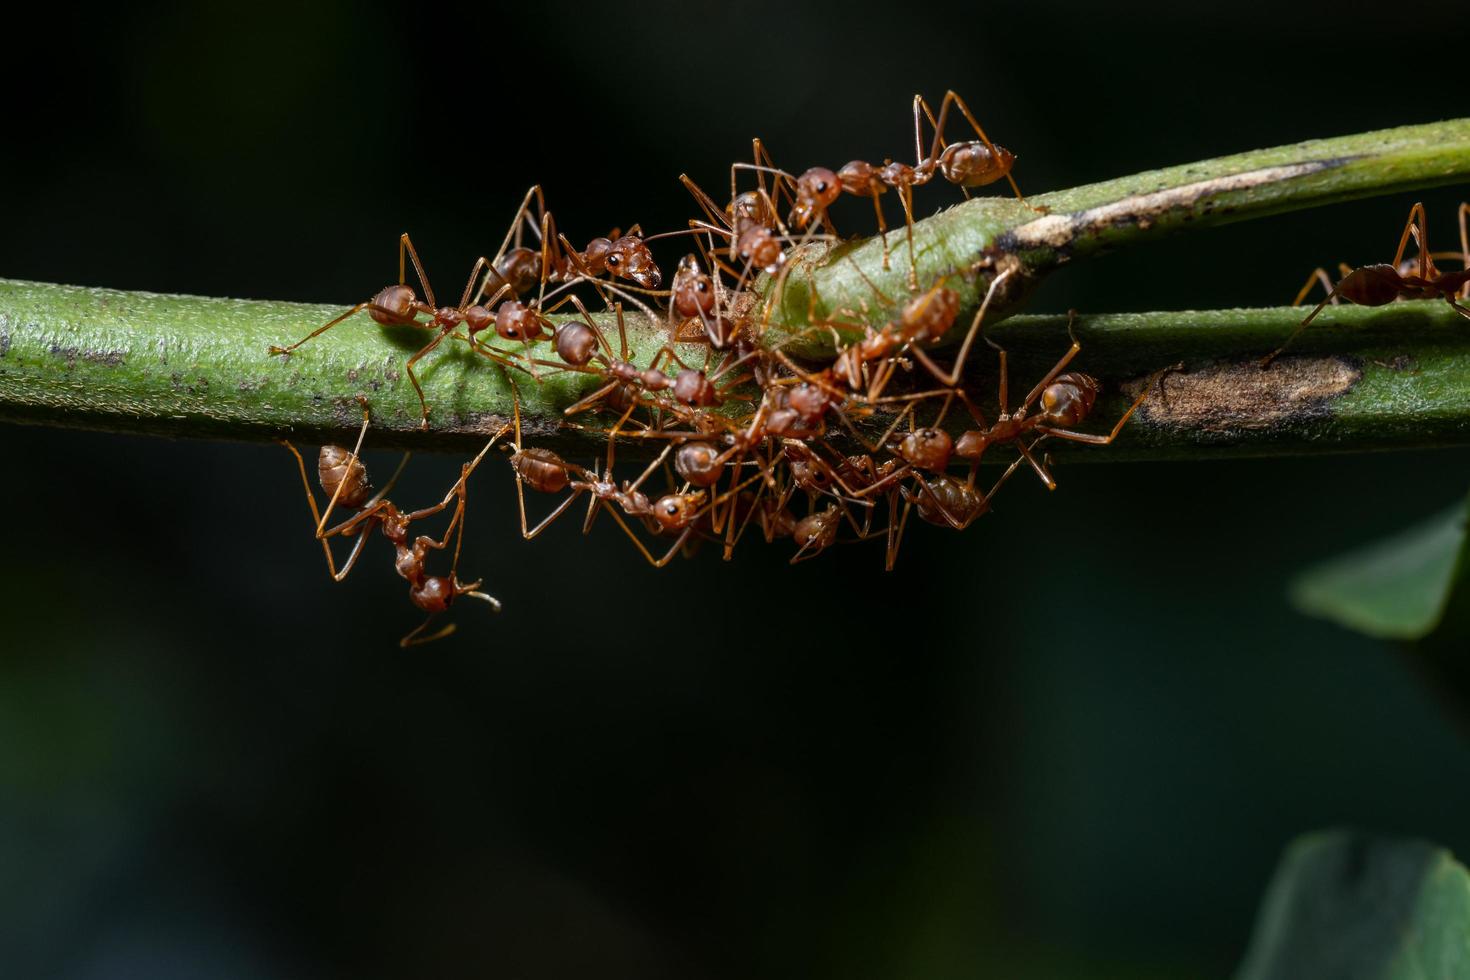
1237, 831, 1470, 980
1292, 492, 1470, 641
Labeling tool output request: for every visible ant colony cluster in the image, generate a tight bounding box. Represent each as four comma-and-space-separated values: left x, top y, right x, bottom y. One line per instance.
275, 92, 1469, 647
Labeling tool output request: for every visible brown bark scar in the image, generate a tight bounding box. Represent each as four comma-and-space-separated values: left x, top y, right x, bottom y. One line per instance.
1124, 356, 1361, 433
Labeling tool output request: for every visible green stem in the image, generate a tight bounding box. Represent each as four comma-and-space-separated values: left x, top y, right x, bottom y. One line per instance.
3, 278, 1468, 458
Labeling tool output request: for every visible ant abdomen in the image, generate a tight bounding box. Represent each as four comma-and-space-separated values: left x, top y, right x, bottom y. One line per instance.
318, 445, 372, 508
511, 448, 573, 494
554, 321, 599, 366
913, 475, 987, 528
495, 301, 547, 341
938, 141, 1015, 187
1341, 265, 1410, 306
1038, 373, 1100, 427
368, 284, 419, 325
673, 369, 719, 407
900, 286, 960, 343
674, 441, 723, 487
483, 247, 542, 298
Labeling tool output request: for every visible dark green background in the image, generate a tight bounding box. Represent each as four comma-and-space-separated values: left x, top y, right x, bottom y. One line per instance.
3, 2, 1469, 976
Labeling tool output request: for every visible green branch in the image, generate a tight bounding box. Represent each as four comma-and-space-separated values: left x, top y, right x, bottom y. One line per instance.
3, 279, 1468, 458
1, 118, 1469, 455
763, 117, 1470, 355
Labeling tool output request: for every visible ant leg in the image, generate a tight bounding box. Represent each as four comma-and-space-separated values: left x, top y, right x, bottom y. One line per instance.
679, 174, 730, 231
1017, 441, 1056, 490
753, 138, 797, 213
404, 329, 451, 430
498, 185, 546, 257
270, 301, 381, 356
884, 489, 914, 571
405, 424, 510, 524
598, 502, 692, 568
983, 452, 1032, 503
1291, 267, 1338, 308
400, 615, 457, 648
1261, 281, 1346, 367
399, 233, 436, 309
898, 184, 919, 291
521, 490, 585, 540
1390, 202, 1429, 276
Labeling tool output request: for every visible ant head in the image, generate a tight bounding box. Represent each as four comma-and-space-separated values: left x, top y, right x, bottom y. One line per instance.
317, 445, 372, 508
786, 381, 832, 421
673, 369, 719, 407
792, 167, 840, 227
410, 575, 454, 614
607, 236, 661, 289
380, 507, 411, 545
495, 300, 546, 341
652, 492, 704, 531
368, 284, 419, 326
736, 226, 784, 273
789, 457, 833, 492
672, 256, 716, 318
896, 427, 954, 473
1039, 373, 1099, 427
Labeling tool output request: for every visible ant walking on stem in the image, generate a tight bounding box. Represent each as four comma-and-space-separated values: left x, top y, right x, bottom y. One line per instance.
786, 90, 1041, 287
269, 232, 523, 429
1262, 202, 1470, 366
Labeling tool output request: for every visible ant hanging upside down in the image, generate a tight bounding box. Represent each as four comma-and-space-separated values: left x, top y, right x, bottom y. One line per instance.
280, 398, 510, 647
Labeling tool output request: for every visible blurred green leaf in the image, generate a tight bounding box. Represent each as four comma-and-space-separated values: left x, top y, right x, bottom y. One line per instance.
1290, 493, 1470, 640
1236, 830, 1470, 980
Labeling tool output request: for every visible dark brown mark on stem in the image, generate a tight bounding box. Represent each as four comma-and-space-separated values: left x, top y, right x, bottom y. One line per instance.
1125, 356, 1361, 433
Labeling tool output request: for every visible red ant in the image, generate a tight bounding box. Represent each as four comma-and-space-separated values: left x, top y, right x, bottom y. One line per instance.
280, 400, 509, 646
502, 385, 734, 567
268, 232, 526, 429
785, 91, 1038, 286
1262, 202, 1470, 366
887, 316, 1174, 493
